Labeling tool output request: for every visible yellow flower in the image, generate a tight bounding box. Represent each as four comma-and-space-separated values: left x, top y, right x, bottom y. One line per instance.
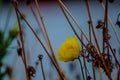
58, 37, 80, 62
9, 24, 19, 38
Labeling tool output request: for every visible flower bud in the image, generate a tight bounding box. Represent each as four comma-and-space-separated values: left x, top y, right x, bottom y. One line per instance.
9, 24, 19, 38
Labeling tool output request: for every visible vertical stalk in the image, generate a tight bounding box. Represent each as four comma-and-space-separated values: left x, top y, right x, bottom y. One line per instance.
85, 0, 101, 54
103, 0, 108, 53
38, 55, 46, 80
98, 61, 103, 80
34, 0, 58, 66
78, 58, 85, 80
34, 0, 67, 79
88, 21, 96, 80
85, 0, 112, 79
92, 63, 96, 80
100, 2, 120, 43
81, 34, 87, 79
88, 21, 92, 43
12, 1, 30, 80
107, 42, 120, 67
101, 1, 120, 69
15, 6, 65, 79
103, 0, 120, 68
117, 69, 120, 80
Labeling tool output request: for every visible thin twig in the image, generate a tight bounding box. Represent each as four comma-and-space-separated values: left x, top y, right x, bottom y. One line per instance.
34, 0, 67, 79
85, 0, 101, 54
35, 0, 61, 71
12, 1, 30, 80
58, 0, 86, 49
15, 5, 66, 80
107, 41, 120, 67
85, 0, 112, 79
38, 55, 46, 80
28, 4, 47, 44
88, 21, 96, 80
57, 0, 90, 44
81, 34, 87, 79
98, 66, 103, 80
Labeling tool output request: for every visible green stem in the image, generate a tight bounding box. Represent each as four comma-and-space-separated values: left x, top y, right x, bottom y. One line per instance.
78, 58, 85, 80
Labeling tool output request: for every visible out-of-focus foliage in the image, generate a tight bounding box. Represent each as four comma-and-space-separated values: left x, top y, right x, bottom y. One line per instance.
0, 1, 19, 79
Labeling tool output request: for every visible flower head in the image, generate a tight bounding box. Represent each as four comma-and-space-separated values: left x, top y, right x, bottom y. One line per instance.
9, 24, 19, 38
58, 37, 80, 62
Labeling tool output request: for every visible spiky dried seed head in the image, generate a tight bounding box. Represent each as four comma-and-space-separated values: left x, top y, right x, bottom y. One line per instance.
38, 54, 43, 60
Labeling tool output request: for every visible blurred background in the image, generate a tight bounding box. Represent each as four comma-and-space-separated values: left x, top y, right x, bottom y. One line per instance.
0, 0, 120, 80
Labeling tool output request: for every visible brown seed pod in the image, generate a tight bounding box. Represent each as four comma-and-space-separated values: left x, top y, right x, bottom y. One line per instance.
96, 20, 104, 29
116, 13, 120, 28
27, 66, 36, 77
17, 48, 22, 56
38, 54, 43, 60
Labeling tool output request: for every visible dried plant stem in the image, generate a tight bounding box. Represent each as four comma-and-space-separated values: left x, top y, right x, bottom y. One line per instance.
38, 55, 46, 80
103, 0, 119, 76
58, 1, 86, 49
103, 0, 108, 54
12, 2, 30, 80
57, 0, 90, 44
15, 5, 66, 80
103, 0, 120, 68
35, 0, 60, 69
85, 0, 100, 54
34, 0, 67, 79
88, 22, 96, 80
78, 58, 85, 80
98, 67, 103, 80
117, 69, 120, 80
81, 34, 87, 79
29, 4, 47, 44
88, 21, 92, 43
107, 41, 120, 67
85, 0, 112, 80
92, 63, 96, 80
40, 60, 46, 80
98, 60, 103, 80
101, 3, 120, 43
